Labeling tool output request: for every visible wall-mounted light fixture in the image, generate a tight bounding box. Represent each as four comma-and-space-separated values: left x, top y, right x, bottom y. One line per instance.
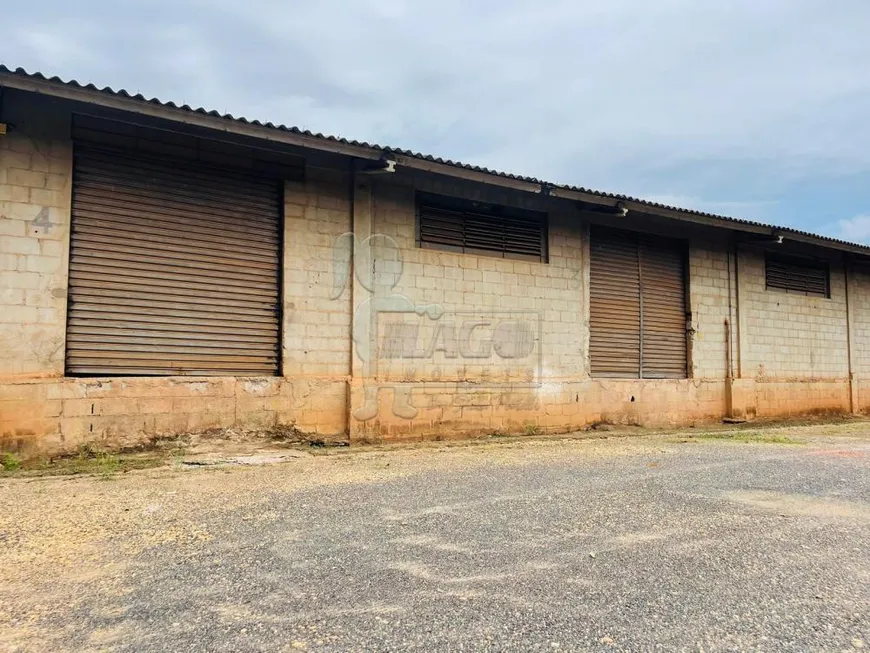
356, 156, 397, 174
578, 200, 628, 217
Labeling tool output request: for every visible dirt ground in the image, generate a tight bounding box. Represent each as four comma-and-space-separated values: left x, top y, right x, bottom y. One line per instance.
1, 421, 869, 652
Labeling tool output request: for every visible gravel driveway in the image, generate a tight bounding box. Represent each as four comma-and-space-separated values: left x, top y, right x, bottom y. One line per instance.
2, 425, 869, 652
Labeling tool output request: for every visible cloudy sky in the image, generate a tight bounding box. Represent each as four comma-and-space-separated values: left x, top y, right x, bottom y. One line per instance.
4, 1, 870, 241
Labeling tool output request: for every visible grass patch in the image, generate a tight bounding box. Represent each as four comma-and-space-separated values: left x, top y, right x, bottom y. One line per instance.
1, 452, 22, 471
0, 444, 168, 478
682, 430, 802, 445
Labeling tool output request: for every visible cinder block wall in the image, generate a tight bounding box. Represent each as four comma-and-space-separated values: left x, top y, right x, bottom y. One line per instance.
687, 239, 733, 380
350, 175, 589, 440
280, 168, 352, 434
848, 266, 870, 411
0, 139, 353, 452
0, 131, 71, 378
737, 246, 851, 417
739, 247, 848, 379
375, 175, 586, 381
0, 111, 75, 448
2, 93, 868, 453
0, 92, 352, 452
348, 175, 736, 440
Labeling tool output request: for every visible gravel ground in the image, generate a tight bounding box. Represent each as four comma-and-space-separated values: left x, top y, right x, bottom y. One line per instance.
1, 425, 869, 652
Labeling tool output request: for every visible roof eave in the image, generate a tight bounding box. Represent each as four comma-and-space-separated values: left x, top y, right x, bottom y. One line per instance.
3, 66, 868, 258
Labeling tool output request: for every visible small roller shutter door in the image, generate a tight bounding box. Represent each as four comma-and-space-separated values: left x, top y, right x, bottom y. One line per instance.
589, 227, 687, 379
66, 144, 282, 376
589, 229, 641, 377
639, 236, 688, 378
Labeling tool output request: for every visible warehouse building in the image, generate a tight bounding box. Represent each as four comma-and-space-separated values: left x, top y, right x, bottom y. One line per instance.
2, 65, 870, 453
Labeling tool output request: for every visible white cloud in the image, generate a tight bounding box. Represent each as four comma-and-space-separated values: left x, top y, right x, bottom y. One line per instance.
3, 1, 870, 235
834, 215, 870, 243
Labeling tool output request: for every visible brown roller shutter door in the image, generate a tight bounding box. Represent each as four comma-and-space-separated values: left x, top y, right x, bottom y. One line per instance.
589, 231, 641, 378
589, 227, 687, 379
66, 144, 282, 376
639, 235, 688, 378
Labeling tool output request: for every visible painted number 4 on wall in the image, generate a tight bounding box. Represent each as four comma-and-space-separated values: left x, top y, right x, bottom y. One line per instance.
31, 207, 54, 234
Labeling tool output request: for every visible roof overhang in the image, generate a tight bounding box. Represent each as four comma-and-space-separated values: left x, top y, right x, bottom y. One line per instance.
3, 65, 868, 258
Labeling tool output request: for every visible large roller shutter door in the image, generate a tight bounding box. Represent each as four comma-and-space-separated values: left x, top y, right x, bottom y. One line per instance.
589, 226, 687, 379
66, 145, 282, 376
589, 228, 641, 378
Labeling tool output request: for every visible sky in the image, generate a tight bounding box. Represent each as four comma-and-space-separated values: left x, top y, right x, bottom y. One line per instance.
4, 0, 870, 242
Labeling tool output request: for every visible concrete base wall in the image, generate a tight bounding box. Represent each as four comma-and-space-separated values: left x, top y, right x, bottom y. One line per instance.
345, 376, 851, 442
754, 379, 851, 418
3, 374, 857, 454
854, 375, 870, 414
349, 377, 728, 443
0, 376, 347, 454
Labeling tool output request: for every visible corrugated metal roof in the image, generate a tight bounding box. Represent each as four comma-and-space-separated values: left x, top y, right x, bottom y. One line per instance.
2, 63, 867, 255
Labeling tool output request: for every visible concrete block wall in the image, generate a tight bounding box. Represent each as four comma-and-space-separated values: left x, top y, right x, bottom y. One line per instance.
739, 246, 849, 380
2, 92, 869, 452
0, 129, 350, 451
349, 177, 745, 440
848, 265, 870, 412
281, 167, 352, 435
730, 246, 852, 418
0, 131, 72, 378
283, 168, 352, 379
350, 174, 589, 440
688, 239, 732, 380
1, 376, 347, 453
375, 175, 586, 380
753, 379, 851, 418
347, 183, 866, 441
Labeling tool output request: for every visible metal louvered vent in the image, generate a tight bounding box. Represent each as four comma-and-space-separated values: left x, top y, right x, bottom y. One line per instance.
765, 254, 830, 297
589, 226, 688, 379
417, 193, 547, 262
66, 143, 282, 376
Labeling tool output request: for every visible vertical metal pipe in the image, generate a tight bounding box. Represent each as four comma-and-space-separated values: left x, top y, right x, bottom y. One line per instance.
725, 317, 733, 419
844, 255, 857, 413
724, 319, 732, 382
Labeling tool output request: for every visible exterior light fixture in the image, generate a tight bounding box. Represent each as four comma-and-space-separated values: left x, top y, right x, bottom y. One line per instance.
357, 156, 397, 174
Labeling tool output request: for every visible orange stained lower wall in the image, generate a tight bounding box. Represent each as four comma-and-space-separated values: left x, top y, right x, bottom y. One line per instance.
855, 377, 870, 414
0, 376, 348, 454
0, 375, 858, 454
753, 379, 852, 418
348, 378, 728, 442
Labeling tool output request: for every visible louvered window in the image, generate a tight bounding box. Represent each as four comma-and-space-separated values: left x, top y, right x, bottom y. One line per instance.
589, 226, 688, 379
416, 193, 548, 262
765, 254, 829, 297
